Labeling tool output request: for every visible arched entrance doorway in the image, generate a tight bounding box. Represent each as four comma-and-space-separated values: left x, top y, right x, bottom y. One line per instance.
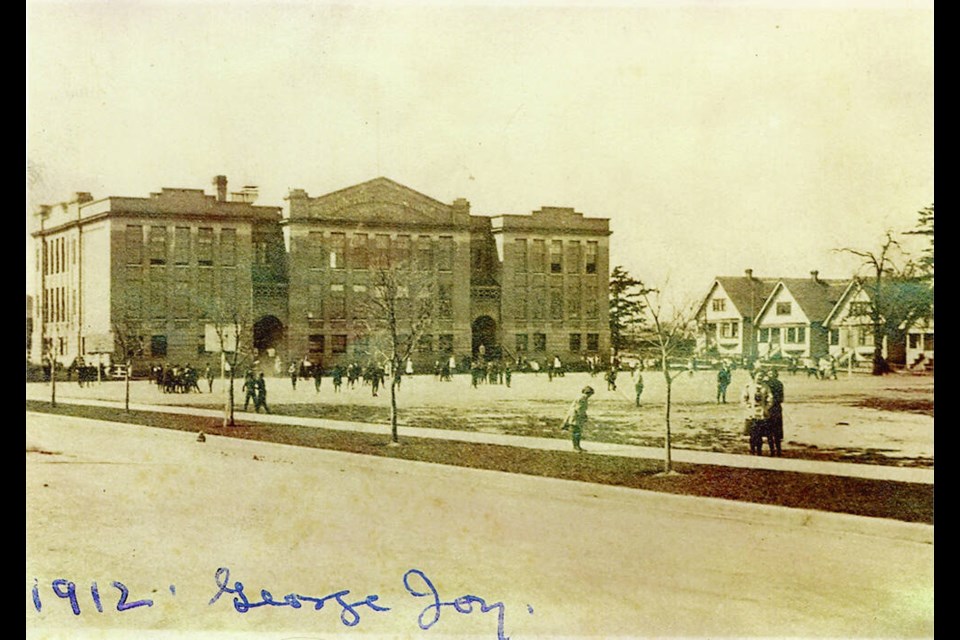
472, 316, 497, 359
253, 316, 284, 370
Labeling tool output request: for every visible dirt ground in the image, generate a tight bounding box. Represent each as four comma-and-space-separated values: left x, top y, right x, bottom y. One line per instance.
26, 368, 934, 468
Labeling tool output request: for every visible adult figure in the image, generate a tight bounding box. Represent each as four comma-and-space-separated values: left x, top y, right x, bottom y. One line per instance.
766, 369, 784, 456
332, 365, 343, 392
255, 372, 270, 414
313, 362, 323, 392
289, 362, 298, 390
605, 366, 618, 391
242, 371, 257, 411
742, 371, 773, 456
205, 363, 215, 393
716, 365, 732, 404
634, 372, 644, 407
561, 386, 595, 452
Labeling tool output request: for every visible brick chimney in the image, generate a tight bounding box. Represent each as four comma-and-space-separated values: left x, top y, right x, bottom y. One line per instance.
745, 268, 753, 280
213, 175, 228, 202
74, 192, 93, 204
810, 270, 820, 282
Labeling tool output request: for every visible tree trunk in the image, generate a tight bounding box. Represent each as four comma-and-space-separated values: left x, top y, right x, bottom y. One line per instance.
390, 374, 400, 444
50, 358, 57, 407
663, 370, 673, 474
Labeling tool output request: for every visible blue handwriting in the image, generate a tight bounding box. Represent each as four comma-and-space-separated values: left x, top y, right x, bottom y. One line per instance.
403, 568, 510, 640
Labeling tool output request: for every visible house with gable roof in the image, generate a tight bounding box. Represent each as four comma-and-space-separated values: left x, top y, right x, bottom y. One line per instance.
754, 271, 850, 360
695, 269, 778, 360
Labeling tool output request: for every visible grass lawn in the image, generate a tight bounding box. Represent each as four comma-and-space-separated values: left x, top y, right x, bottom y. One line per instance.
26, 399, 933, 525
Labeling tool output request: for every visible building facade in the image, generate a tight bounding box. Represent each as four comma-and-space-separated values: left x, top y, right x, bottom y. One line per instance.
29, 177, 286, 371
30, 176, 611, 372
282, 177, 611, 369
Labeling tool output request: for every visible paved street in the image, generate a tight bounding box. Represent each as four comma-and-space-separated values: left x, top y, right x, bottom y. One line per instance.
27, 411, 933, 639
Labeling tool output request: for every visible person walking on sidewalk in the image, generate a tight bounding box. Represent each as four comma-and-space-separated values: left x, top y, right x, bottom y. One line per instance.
561, 386, 595, 452
255, 372, 271, 414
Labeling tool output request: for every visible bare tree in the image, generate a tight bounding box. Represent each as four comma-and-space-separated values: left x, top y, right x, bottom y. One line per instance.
358, 267, 436, 444
639, 287, 698, 475
838, 231, 931, 375
112, 320, 144, 413
207, 305, 252, 428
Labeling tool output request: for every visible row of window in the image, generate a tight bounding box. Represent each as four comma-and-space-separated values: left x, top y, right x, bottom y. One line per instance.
123, 267, 238, 320
40, 236, 76, 276
515, 333, 601, 353
706, 322, 740, 339
304, 283, 454, 321
758, 327, 806, 344
513, 282, 600, 321
513, 239, 598, 275
712, 299, 794, 316
304, 233, 455, 272
41, 286, 74, 324
125, 225, 238, 267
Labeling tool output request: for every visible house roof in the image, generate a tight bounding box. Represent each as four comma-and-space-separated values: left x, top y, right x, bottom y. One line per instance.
701, 276, 779, 319
760, 278, 851, 324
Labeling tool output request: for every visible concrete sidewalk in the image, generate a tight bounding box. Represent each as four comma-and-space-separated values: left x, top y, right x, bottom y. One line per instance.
28, 396, 934, 485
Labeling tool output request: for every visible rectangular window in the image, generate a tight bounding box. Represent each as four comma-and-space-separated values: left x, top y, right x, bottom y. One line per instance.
438, 283, 453, 319
308, 231, 327, 269
254, 241, 268, 266
585, 241, 598, 274
531, 239, 546, 273
797, 326, 806, 343
329, 283, 346, 320
329, 233, 345, 269
307, 284, 324, 319
416, 235, 433, 271
514, 285, 527, 320
438, 236, 454, 272
712, 298, 726, 312
515, 334, 528, 352
173, 276, 190, 319
393, 235, 411, 268
439, 334, 454, 353
849, 301, 870, 317
830, 328, 840, 345
532, 280, 546, 320
909, 333, 920, 349
331, 335, 347, 354
776, 301, 791, 316
585, 284, 598, 320
514, 239, 527, 273
220, 270, 237, 310
373, 234, 391, 269
149, 269, 166, 318
174, 227, 190, 265
923, 333, 934, 351
351, 233, 369, 270
567, 279, 580, 319
148, 226, 167, 265
569, 333, 582, 352
550, 282, 563, 320
786, 327, 797, 343
550, 240, 563, 273
125, 225, 143, 265
124, 267, 142, 319
197, 269, 213, 317
197, 228, 213, 265
758, 327, 769, 343
565, 241, 581, 274
150, 335, 167, 357
533, 333, 547, 352
586, 333, 599, 352
308, 334, 325, 356
221, 228, 237, 267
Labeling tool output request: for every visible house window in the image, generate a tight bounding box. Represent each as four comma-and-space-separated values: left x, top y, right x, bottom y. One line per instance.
550, 240, 563, 273
849, 301, 870, 317
515, 334, 528, 352
776, 302, 792, 316
830, 328, 840, 345
439, 334, 454, 353
148, 226, 167, 265
586, 333, 599, 352
514, 239, 527, 273
438, 236, 454, 272
585, 242, 598, 274
197, 228, 213, 265
798, 327, 806, 343
329, 233, 345, 269
125, 225, 143, 265
712, 298, 726, 312
720, 322, 739, 339
533, 333, 546, 352
417, 335, 433, 352
174, 227, 190, 265
786, 327, 797, 343
350, 233, 369, 270
909, 333, 920, 349
758, 328, 769, 343
569, 333, 582, 352
923, 333, 934, 351
150, 335, 167, 357
565, 241, 581, 274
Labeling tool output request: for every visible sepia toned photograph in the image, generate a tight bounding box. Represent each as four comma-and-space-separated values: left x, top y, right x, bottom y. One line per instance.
26, 1, 933, 638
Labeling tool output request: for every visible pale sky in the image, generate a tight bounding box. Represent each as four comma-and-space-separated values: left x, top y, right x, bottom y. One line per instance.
26, 0, 934, 304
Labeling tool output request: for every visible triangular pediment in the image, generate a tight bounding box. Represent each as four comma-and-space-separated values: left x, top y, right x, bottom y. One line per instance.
306, 177, 466, 227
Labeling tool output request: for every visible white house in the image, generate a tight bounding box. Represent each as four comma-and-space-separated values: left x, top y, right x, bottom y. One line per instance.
906, 317, 934, 370
754, 272, 850, 360
695, 269, 778, 360
822, 280, 885, 366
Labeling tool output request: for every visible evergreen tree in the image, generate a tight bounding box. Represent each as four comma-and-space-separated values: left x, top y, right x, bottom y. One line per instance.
608, 266, 652, 357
